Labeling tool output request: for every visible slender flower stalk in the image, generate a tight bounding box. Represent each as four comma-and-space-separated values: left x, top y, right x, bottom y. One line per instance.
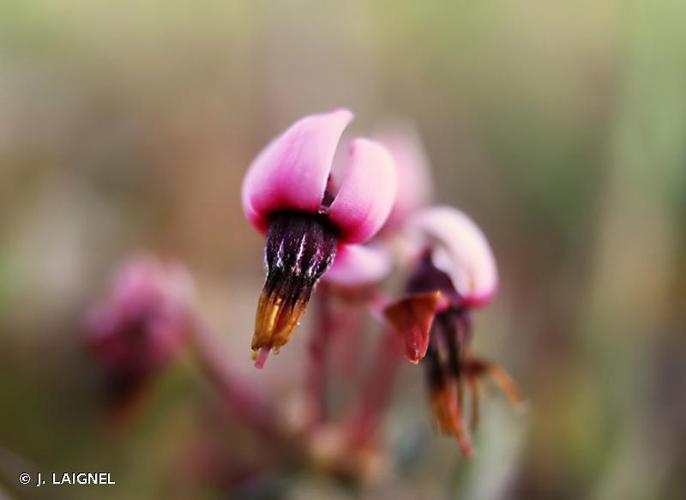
318, 241, 402, 446
305, 283, 335, 425
345, 328, 404, 448
322, 244, 394, 381
188, 318, 281, 440
328, 298, 366, 379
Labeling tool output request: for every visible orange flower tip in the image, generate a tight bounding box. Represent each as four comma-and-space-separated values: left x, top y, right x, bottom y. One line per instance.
405, 346, 427, 364
405, 342, 426, 364
251, 288, 308, 361
383, 291, 441, 364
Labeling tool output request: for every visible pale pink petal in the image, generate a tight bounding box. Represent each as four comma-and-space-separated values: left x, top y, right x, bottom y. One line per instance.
322, 244, 392, 287
408, 206, 498, 306
242, 109, 353, 232
374, 124, 433, 229
327, 138, 397, 243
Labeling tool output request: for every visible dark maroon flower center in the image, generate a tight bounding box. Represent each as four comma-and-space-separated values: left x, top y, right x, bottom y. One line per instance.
407, 251, 460, 299
264, 211, 339, 309
250, 211, 339, 359
424, 309, 472, 389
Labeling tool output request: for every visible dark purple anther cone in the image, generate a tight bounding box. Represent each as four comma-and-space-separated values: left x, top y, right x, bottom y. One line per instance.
251, 211, 338, 366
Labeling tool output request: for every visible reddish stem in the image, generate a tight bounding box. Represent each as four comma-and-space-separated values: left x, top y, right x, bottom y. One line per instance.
189, 320, 280, 440
346, 329, 404, 447
305, 284, 334, 425
331, 303, 364, 379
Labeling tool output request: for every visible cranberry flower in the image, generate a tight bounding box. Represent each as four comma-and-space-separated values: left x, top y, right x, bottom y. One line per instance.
242, 109, 397, 367
384, 206, 522, 456
85, 256, 195, 411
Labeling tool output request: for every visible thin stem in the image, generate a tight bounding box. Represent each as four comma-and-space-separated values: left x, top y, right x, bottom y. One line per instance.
346, 329, 404, 447
189, 319, 280, 440
305, 284, 334, 425
331, 302, 365, 380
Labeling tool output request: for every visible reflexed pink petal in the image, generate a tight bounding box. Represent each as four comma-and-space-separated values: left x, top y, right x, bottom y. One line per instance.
327, 138, 397, 243
374, 124, 433, 229
242, 109, 353, 232
408, 206, 498, 306
323, 244, 392, 287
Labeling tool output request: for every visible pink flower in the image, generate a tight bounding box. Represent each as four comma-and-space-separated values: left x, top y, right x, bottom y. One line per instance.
242, 109, 397, 366
85, 256, 195, 407
384, 205, 496, 364
382, 206, 521, 456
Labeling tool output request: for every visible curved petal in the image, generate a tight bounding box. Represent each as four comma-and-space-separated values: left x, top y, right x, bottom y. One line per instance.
322, 243, 392, 287
242, 109, 353, 232
408, 206, 497, 306
374, 124, 433, 229
327, 138, 397, 243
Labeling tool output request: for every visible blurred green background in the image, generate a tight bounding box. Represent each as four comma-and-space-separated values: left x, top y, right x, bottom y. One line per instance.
1, 1, 685, 499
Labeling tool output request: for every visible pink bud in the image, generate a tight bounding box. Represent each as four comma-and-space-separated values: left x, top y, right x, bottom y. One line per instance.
85, 256, 195, 405
374, 123, 434, 230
